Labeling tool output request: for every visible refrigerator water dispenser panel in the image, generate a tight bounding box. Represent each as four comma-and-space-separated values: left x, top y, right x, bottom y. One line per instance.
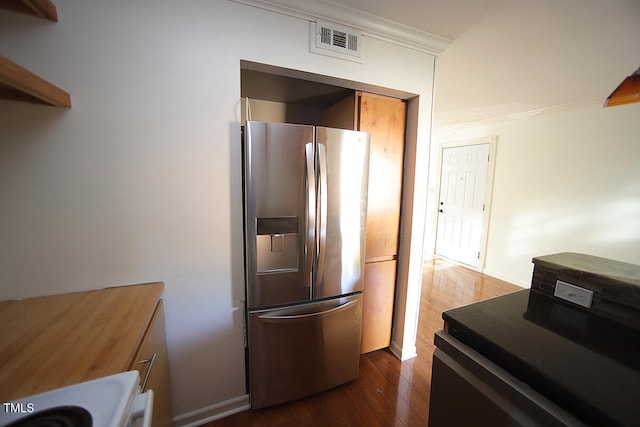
257, 217, 298, 234
256, 217, 299, 274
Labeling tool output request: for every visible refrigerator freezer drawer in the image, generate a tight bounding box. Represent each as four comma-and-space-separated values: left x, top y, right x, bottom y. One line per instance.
248, 294, 362, 409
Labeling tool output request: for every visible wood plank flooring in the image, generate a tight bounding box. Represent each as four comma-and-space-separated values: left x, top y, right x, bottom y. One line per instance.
206, 258, 521, 426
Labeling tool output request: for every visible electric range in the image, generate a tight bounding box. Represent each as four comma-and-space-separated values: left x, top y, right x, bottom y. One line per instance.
0, 371, 153, 427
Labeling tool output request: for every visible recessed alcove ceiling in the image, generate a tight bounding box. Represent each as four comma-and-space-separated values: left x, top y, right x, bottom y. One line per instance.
240, 61, 416, 108
241, 69, 352, 108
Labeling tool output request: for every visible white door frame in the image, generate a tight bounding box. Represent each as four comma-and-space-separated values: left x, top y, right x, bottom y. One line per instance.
434, 136, 497, 271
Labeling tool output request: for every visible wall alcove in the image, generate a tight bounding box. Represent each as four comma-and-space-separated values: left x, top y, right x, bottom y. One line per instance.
239, 60, 423, 359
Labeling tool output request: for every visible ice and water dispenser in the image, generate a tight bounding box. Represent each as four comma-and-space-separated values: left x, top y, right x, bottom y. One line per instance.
255, 217, 299, 274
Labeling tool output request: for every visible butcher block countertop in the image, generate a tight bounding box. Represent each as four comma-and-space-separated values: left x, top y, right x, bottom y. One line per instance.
0, 282, 164, 401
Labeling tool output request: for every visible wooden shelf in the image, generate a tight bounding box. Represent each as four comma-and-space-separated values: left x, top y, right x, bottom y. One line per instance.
0, 54, 71, 108
0, 0, 58, 21
0, 0, 69, 107
21, 0, 58, 21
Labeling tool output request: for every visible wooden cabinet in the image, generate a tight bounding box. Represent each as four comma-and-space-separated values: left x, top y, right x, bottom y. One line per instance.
131, 299, 174, 427
358, 93, 406, 262
322, 92, 406, 353
0, 282, 173, 426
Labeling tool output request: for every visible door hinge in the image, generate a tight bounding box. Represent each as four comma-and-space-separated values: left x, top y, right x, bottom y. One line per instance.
478, 251, 481, 259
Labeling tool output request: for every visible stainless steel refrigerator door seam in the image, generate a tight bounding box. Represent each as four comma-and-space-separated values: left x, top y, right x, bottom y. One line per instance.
243, 124, 255, 300
316, 143, 328, 287
304, 142, 316, 292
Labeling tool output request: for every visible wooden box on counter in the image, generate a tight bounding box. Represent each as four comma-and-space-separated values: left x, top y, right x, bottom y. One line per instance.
0, 282, 174, 427
531, 252, 640, 329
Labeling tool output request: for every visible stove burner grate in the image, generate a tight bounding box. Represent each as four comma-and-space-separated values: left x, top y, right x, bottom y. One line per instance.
4, 406, 92, 427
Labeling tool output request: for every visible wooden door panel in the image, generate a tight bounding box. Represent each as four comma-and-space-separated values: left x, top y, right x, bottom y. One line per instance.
358, 92, 406, 261
361, 260, 397, 353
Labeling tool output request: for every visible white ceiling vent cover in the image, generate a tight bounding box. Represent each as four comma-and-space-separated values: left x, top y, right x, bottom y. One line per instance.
310, 20, 363, 63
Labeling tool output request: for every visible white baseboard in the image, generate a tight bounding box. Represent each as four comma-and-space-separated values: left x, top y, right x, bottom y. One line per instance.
389, 340, 417, 361
174, 394, 250, 427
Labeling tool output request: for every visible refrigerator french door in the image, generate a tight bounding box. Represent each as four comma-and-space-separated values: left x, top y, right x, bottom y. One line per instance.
243, 121, 370, 409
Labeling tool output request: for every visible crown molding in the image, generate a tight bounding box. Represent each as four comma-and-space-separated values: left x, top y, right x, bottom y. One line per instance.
434, 97, 605, 130
229, 0, 451, 56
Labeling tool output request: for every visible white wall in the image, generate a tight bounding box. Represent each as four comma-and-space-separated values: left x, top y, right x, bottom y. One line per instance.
430, 102, 640, 286
0, 0, 436, 421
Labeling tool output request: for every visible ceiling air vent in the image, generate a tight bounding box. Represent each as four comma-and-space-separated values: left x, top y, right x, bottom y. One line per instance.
310, 20, 363, 63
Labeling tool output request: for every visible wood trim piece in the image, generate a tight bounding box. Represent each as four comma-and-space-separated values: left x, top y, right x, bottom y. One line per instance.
21, 0, 58, 21
0, 55, 71, 108
365, 255, 397, 263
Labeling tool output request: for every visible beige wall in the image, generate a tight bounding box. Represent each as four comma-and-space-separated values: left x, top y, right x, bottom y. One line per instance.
429, 102, 640, 286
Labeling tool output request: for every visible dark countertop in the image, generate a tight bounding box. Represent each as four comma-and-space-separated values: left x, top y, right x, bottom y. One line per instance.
442, 290, 640, 427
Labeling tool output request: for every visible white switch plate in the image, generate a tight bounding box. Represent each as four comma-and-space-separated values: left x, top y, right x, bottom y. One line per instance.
554, 280, 593, 308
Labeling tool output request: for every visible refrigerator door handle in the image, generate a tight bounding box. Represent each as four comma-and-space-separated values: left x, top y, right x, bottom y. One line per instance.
316, 143, 328, 285
304, 143, 316, 289
258, 299, 357, 322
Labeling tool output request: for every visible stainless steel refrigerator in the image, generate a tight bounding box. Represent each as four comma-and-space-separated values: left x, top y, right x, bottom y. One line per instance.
243, 121, 370, 409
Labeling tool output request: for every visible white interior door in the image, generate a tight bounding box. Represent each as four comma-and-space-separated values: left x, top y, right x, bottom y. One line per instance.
435, 143, 490, 267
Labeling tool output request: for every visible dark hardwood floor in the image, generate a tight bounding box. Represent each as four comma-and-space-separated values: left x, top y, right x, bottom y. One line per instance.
206, 258, 521, 426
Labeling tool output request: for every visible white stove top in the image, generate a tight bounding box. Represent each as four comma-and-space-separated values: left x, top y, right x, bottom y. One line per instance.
1, 371, 148, 427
